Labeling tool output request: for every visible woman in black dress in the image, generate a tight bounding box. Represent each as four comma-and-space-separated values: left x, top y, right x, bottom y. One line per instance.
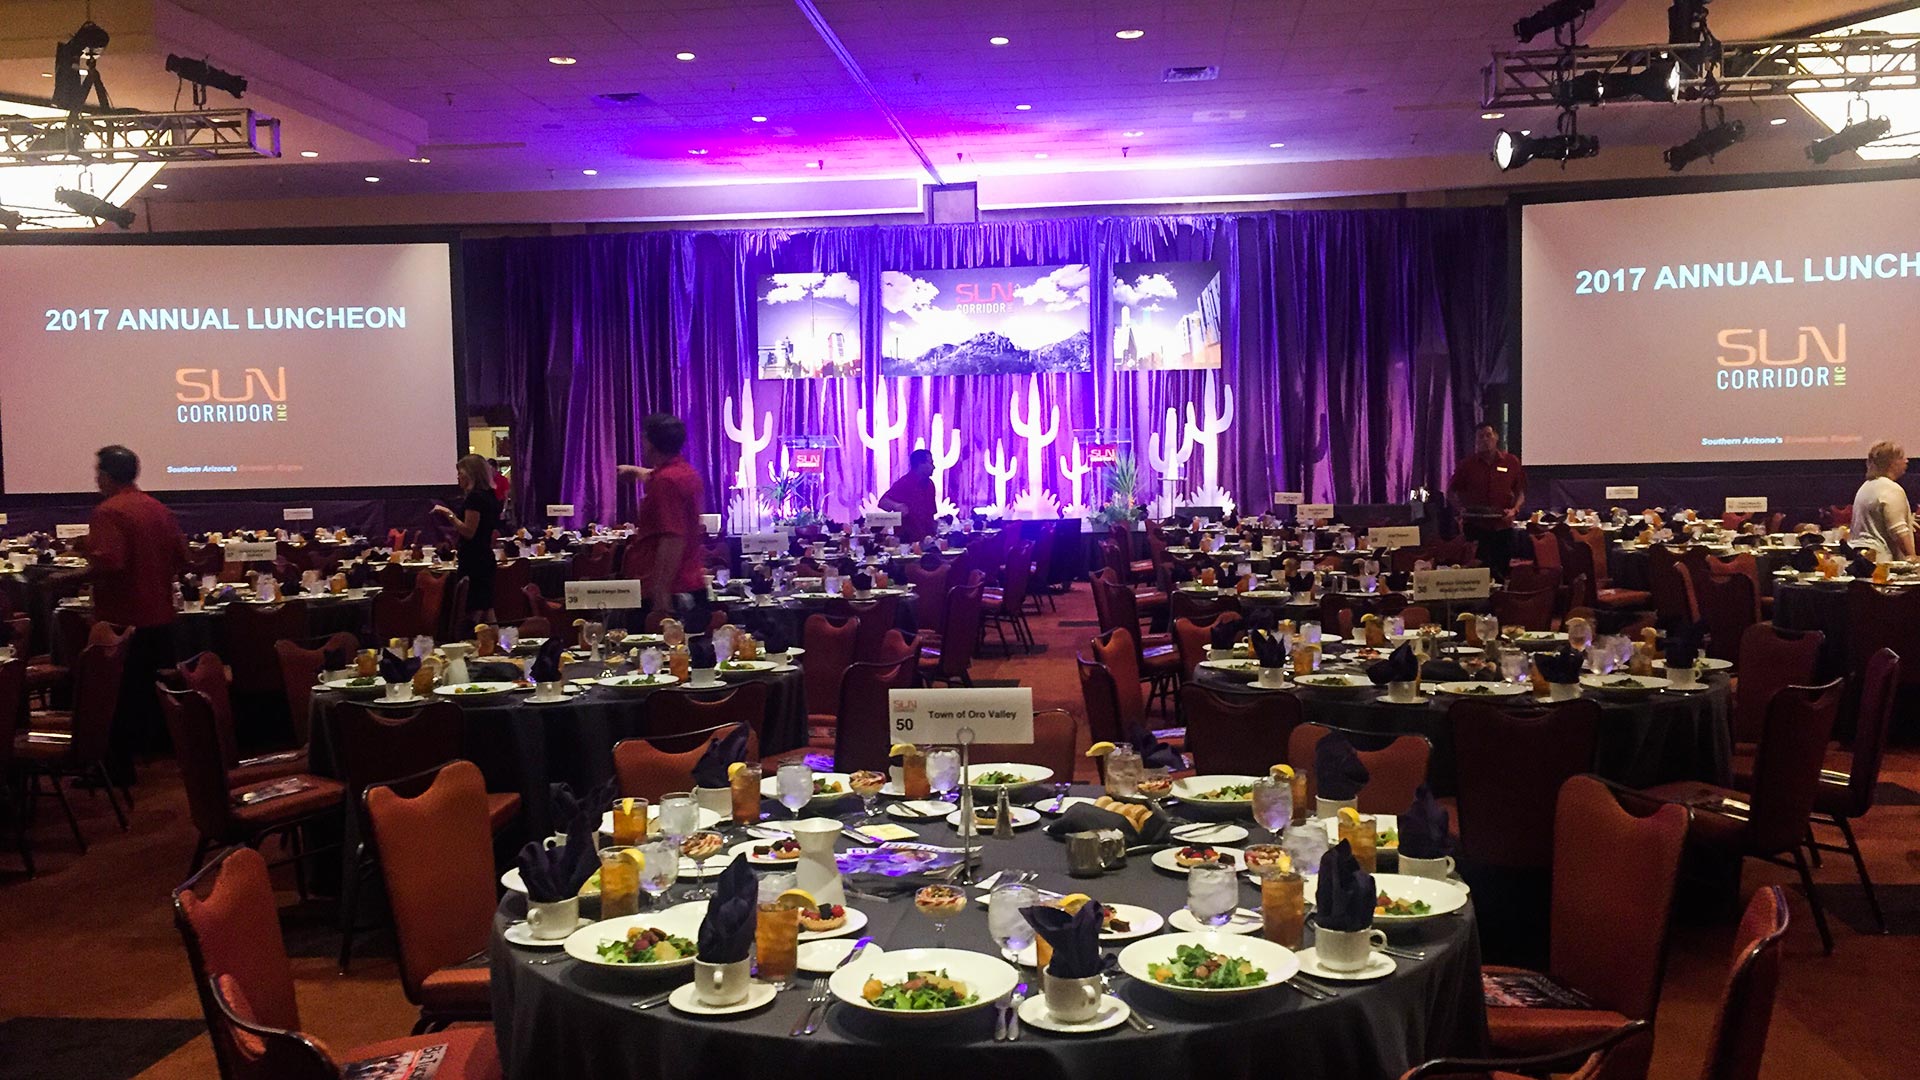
434, 454, 501, 625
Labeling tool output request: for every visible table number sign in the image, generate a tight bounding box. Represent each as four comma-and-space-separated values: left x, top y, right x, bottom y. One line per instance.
740, 532, 786, 555
283, 507, 315, 521
1725, 496, 1768, 514
545, 504, 576, 518
55, 524, 88, 539
1272, 491, 1304, 506
565, 579, 645, 610
865, 511, 903, 528
1413, 567, 1493, 601
1604, 486, 1639, 501
1299, 503, 1335, 521
224, 541, 278, 563
887, 687, 1034, 745
1366, 525, 1423, 549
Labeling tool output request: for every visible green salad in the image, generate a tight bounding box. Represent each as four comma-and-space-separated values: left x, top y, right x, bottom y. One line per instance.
1147, 944, 1269, 989
344, 676, 379, 687
452, 684, 497, 694
1458, 685, 1496, 695
594, 927, 694, 964
1198, 784, 1254, 801
1380, 828, 1399, 846
718, 660, 758, 670
1605, 677, 1649, 689
811, 777, 845, 794
860, 970, 978, 1010
971, 770, 1025, 786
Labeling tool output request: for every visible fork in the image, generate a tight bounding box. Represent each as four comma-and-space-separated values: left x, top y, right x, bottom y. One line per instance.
791, 980, 832, 1036
1101, 974, 1154, 1031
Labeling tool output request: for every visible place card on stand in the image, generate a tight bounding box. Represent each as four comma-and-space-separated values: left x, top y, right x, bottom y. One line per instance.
283, 507, 315, 521
1366, 525, 1422, 549
888, 686, 1034, 745
225, 541, 278, 562
740, 532, 786, 555
564, 579, 645, 610
1413, 567, 1493, 601
545, 504, 576, 518
1299, 503, 1334, 521
865, 511, 903, 528
1604, 486, 1639, 501
55, 524, 89, 539
1272, 491, 1304, 506
1725, 496, 1768, 514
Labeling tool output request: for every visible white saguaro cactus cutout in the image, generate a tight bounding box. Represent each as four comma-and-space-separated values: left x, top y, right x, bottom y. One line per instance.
916, 413, 963, 520
1058, 441, 1092, 516
722, 377, 774, 531
981, 439, 1019, 517
855, 380, 908, 498
1145, 406, 1192, 517
1009, 375, 1060, 502
1182, 369, 1237, 515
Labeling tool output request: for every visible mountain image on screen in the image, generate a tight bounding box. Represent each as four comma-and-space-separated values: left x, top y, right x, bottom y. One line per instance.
755, 272, 862, 379
881, 264, 1092, 376
1111, 260, 1222, 371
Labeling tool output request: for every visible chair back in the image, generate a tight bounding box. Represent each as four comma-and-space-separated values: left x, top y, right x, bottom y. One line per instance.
172, 846, 302, 1080
330, 700, 465, 796
365, 760, 496, 1005
648, 682, 768, 752
903, 560, 950, 634
221, 601, 308, 696
66, 635, 130, 763
1745, 679, 1845, 855
1088, 628, 1147, 738
934, 581, 985, 679
0, 659, 22, 772
372, 572, 445, 641
1834, 648, 1899, 818
801, 614, 861, 718
375, 560, 413, 594
1091, 569, 1144, 638
1450, 699, 1600, 868
172, 651, 241, 768
573, 542, 615, 580
1551, 775, 1688, 1020
1286, 723, 1432, 815
492, 559, 534, 622
1168, 589, 1240, 624
1490, 586, 1555, 631
522, 583, 568, 627
1316, 593, 1354, 639
833, 653, 919, 773
1699, 886, 1791, 1080
1529, 529, 1563, 570
160, 688, 241, 841
995, 540, 1035, 611
273, 633, 359, 747
1845, 581, 1920, 686
1029, 524, 1058, 593
1647, 546, 1697, 624
1691, 571, 1757, 663
1731, 625, 1823, 744
1184, 685, 1302, 775
439, 575, 471, 641
1076, 654, 1125, 749
972, 709, 1076, 780
1173, 613, 1241, 679
1506, 564, 1562, 597
204, 976, 340, 1080
1706, 553, 1763, 621
826, 594, 900, 657
613, 724, 746, 801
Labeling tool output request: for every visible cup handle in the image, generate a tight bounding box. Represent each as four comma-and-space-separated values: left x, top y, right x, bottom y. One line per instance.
1442, 855, 1457, 876
1367, 929, 1388, 950
526, 906, 547, 931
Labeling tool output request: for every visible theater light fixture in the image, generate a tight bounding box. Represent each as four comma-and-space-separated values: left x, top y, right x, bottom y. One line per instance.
1667, 0, 1713, 45
1663, 106, 1744, 171
54, 186, 133, 228
52, 20, 111, 113
1558, 60, 1682, 106
165, 54, 247, 103
1513, 0, 1593, 44
1493, 109, 1598, 170
0, 207, 23, 229
1807, 115, 1892, 164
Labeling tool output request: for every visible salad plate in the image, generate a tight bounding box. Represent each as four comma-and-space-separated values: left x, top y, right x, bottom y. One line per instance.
761, 772, 853, 806
827, 947, 1016, 1021
962, 763, 1053, 789
1364, 873, 1469, 923
1117, 932, 1298, 999
564, 908, 705, 972
1171, 774, 1262, 805
433, 681, 521, 698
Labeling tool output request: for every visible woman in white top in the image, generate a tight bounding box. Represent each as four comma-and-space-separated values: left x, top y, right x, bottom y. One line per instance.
1851, 440, 1915, 559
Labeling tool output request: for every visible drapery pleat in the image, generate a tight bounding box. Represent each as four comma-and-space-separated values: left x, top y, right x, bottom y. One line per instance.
466, 207, 1507, 524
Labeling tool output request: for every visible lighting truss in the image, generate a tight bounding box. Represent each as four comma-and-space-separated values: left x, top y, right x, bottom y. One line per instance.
0, 108, 280, 167
1485, 32, 1920, 109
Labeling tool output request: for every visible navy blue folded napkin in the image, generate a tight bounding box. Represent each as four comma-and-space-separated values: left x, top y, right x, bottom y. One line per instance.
1400, 784, 1454, 860
691, 725, 751, 789
179, 574, 202, 602
1366, 643, 1419, 686
851, 571, 874, 591
688, 636, 718, 669
1289, 571, 1316, 594
1044, 800, 1169, 844
1209, 618, 1243, 651
345, 562, 372, 588
697, 857, 758, 964
1536, 646, 1585, 684
1419, 658, 1471, 683
1314, 840, 1375, 932
529, 636, 566, 683
1315, 732, 1370, 801
514, 833, 595, 903
1023, 900, 1103, 978
378, 650, 419, 684
1249, 629, 1287, 668
1664, 621, 1709, 670
1846, 546, 1879, 579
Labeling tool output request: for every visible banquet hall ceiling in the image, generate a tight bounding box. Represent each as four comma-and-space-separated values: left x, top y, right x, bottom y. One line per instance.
0, 0, 1905, 223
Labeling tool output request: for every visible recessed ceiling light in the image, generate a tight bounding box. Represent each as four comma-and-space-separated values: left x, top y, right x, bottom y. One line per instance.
675, 51, 696, 61
1122, 130, 1145, 137
582, 168, 598, 175
805, 161, 820, 168
40, 72, 52, 78
364, 176, 380, 183
751, 115, 768, 123
409, 157, 430, 163
688, 148, 708, 155
989, 36, 1009, 46
547, 55, 576, 66
299, 150, 319, 158
1015, 103, 1032, 111
150, 183, 168, 189
1115, 29, 1145, 40
1481, 111, 1505, 120
1034, 152, 1049, 159
1770, 117, 1789, 126
1268, 141, 1285, 148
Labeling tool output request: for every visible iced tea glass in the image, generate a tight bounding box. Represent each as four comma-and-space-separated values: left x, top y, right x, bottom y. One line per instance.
1337, 813, 1379, 874
597, 845, 642, 919
730, 763, 763, 825
1259, 869, 1306, 949
755, 872, 799, 988
608, 797, 648, 846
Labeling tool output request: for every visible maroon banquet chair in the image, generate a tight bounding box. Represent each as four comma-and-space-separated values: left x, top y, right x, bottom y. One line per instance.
1450, 699, 1601, 868
1728, 625, 1823, 748
1183, 684, 1301, 776
832, 653, 919, 774
1688, 569, 1757, 664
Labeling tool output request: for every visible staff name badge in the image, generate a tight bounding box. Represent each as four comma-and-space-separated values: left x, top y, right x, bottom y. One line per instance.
1299, 503, 1334, 520
1604, 486, 1639, 501
866, 511, 903, 528
55, 524, 89, 539
740, 532, 786, 555
1725, 496, 1768, 514
545, 504, 575, 518
283, 507, 315, 522
1273, 491, 1304, 506
564, 579, 644, 609
1367, 525, 1423, 549
1413, 567, 1493, 601
224, 541, 278, 563
887, 687, 1034, 745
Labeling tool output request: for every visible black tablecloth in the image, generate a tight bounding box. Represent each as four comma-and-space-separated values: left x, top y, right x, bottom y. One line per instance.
1608, 543, 1801, 596
489, 784, 1487, 1080
48, 594, 375, 664
309, 665, 805, 836
715, 593, 920, 643
1191, 669, 1732, 794
1771, 580, 1855, 680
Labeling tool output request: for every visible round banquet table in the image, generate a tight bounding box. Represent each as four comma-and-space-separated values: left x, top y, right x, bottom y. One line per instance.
713, 590, 920, 642
488, 784, 1487, 1080
1190, 668, 1732, 795
48, 592, 375, 665
308, 663, 805, 836
1770, 578, 1863, 680
1607, 541, 1814, 597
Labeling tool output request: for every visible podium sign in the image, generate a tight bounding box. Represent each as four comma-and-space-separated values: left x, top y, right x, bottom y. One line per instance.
792, 447, 827, 472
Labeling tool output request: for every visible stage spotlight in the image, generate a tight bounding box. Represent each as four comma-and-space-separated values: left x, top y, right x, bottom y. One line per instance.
166, 54, 247, 99
0, 208, 23, 230
1663, 116, 1744, 171
52, 21, 111, 112
1558, 60, 1682, 105
1514, 0, 1594, 44
1807, 116, 1891, 164
54, 187, 134, 229
1668, 0, 1713, 46
1492, 127, 1598, 170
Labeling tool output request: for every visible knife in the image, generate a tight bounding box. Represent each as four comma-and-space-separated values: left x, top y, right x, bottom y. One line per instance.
993, 989, 1014, 1041
801, 936, 872, 1036
1006, 981, 1029, 1041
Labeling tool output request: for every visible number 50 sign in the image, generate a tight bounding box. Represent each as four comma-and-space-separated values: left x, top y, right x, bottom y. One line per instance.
887, 687, 1034, 745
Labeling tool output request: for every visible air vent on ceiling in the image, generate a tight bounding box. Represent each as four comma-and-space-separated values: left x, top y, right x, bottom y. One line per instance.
1192, 108, 1247, 123
1162, 65, 1218, 83
596, 91, 659, 106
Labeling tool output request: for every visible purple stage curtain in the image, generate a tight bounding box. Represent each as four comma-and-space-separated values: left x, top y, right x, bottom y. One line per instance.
465, 207, 1506, 525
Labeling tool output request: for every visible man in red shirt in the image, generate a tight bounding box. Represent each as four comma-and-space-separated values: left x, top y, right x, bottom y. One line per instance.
82, 445, 189, 784
618, 414, 707, 618
877, 448, 939, 542
1447, 422, 1527, 577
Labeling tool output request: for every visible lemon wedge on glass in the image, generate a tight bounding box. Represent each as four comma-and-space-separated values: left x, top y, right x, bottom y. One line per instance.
1336, 806, 1363, 825
774, 887, 818, 911
727, 762, 749, 781
889, 742, 921, 757
1054, 893, 1093, 914
1085, 741, 1117, 757
1269, 763, 1295, 779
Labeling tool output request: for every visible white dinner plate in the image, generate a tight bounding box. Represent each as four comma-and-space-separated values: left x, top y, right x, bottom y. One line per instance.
1432, 681, 1529, 698
1579, 674, 1673, 695
999, 901, 1165, 949
433, 681, 522, 698
1653, 657, 1733, 674
1289, 673, 1373, 691
322, 677, 387, 696
1168, 906, 1263, 935
1198, 659, 1262, 680
827, 947, 1017, 1021
1295, 947, 1396, 981
885, 799, 956, 821
730, 838, 803, 866
600, 674, 681, 690
798, 939, 884, 974
562, 907, 707, 972
716, 660, 781, 678
1116, 932, 1299, 999
964, 763, 1054, 789
1150, 846, 1246, 874
1171, 774, 1262, 806
1031, 795, 1096, 815
1169, 822, 1250, 844
503, 918, 591, 948
1365, 873, 1469, 923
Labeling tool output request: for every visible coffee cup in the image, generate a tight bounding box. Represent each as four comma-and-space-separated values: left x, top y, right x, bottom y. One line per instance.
1387, 680, 1419, 703
693, 957, 751, 1006
524, 896, 579, 940
1398, 854, 1456, 880
1314, 925, 1387, 972
534, 680, 565, 702
690, 668, 720, 688
383, 682, 410, 702
1315, 796, 1357, 819
1548, 681, 1580, 702
1041, 972, 1102, 1023
1666, 663, 1699, 689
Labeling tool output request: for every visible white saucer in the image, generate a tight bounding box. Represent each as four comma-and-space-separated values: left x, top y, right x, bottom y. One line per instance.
668, 981, 778, 1016
1168, 906, 1263, 934
797, 939, 883, 973
885, 800, 954, 821
364, 694, 425, 708
526, 687, 584, 704
504, 918, 590, 948
1296, 947, 1396, 981
1017, 993, 1131, 1034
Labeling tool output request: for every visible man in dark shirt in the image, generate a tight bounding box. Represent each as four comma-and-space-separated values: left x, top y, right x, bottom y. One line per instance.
618, 414, 707, 618
82, 445, 188, 784
877, 448, 939, 542
1448, 422, 1527, 577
